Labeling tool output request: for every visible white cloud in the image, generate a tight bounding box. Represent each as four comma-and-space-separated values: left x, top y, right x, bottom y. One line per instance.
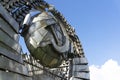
90, 59, 120, 80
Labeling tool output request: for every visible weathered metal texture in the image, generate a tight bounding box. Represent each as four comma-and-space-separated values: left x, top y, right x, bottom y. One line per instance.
0, 16, 23, 63
72, 58, 88, 65
70, 77, 83, 80
0, 71, 32, 80
23, 54, 69, 80
23, 54, 44, 76
0, 45, 23, 63
73, 65, 89, 72
48, 7, 85, 57
23, 12, 71, 68
0, 30, 21, 53
0, 0, 90, 80
33, 74, 54, 80
0, 18, 19, 42
0, 56, 28, 76
0, 5, 21, 54
0, 3, 30, 80
70, 58, 90, 80
73, 72, 89, 80
70, 77, 82, 80
0, 3, 19, 33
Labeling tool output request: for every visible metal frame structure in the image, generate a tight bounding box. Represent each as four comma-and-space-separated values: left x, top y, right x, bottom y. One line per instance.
0, 0, 90, 80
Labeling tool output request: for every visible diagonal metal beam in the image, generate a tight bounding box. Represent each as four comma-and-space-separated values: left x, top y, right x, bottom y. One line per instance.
0, 3, 19, 33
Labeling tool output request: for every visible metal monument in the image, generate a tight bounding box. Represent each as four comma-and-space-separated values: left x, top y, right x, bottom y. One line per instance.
0, 0, 90, 80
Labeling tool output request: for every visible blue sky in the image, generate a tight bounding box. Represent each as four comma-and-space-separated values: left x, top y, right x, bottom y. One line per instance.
20, 0, 120, 66
45, 0, 120, 65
